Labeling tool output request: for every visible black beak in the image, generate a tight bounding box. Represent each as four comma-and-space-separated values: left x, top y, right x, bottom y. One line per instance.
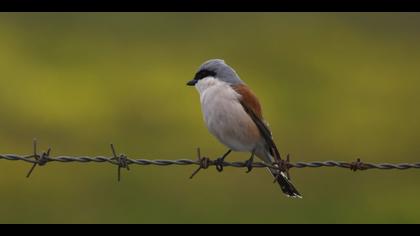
187, 79, 197, 86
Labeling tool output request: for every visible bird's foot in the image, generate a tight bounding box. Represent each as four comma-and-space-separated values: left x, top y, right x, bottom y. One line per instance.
245, 151, 255, 173
215, 157, 225, 172
215, 149, 232, 172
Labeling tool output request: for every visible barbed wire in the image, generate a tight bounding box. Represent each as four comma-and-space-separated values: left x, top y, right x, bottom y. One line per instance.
0, 140, 419, 182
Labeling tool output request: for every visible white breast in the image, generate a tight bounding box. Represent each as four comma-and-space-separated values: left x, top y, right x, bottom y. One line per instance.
195, 77, 260, 152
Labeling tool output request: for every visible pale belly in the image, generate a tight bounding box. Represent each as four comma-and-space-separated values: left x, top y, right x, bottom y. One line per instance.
200, 86, 261, 152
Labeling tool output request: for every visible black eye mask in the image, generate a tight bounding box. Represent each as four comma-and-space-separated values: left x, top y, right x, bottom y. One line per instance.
194, 69, 216, 81
187, 69, 217, 86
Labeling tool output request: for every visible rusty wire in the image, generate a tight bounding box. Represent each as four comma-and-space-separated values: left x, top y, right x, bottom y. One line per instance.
0, 140, 419, 181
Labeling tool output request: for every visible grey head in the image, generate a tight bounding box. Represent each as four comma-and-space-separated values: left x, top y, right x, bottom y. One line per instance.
187, 59, 244, 86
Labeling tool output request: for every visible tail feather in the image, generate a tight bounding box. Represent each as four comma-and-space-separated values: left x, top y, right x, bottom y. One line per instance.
240, 100, 302, 198
269, 168, 302, 199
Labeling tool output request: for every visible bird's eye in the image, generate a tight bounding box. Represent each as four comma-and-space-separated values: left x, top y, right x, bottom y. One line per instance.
194, 69, 216, 81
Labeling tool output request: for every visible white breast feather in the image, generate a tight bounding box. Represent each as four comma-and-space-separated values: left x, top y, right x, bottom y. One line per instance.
195, 77, 260, 152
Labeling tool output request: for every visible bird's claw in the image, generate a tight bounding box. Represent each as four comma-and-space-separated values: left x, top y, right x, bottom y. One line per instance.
214, 149, 232, 172
245, 152, 255, 173
215, 157, 225, 172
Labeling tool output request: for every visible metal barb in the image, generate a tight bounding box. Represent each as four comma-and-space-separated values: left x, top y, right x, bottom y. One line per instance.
110, 144, 130, 182
26, 163, 38, 178
190, 147, 211, 179
26, 140, 51, 178
350, 158, 366, 172
272, 154, 292, 183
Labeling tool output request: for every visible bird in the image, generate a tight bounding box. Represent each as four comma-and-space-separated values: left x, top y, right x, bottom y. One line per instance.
187, 59, 302, 198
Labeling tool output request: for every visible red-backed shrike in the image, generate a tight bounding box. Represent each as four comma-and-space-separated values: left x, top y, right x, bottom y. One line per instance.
187, 59, 302, 198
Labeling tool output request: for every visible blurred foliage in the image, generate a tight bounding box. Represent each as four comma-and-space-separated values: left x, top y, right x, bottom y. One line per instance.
0, 13, 420, 223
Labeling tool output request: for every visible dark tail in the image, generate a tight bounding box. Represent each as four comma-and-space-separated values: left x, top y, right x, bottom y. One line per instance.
269, 168, 302, 198
242, 102, 303, 198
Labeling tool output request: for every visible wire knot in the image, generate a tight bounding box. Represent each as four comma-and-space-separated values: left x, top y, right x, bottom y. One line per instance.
190, 148, 211, 179
199, 157, 211, 169
26, 139, 51, 178
117, 154, 130, 169
273, 154, 292, 182
37, 151, 50, 166
110, 144, 130, 182
350, 158, 367, 171
279, 156, 292, 172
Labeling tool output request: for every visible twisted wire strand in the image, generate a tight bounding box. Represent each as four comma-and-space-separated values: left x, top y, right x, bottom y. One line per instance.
1, 140, 419, 181
1, 154, 419, 170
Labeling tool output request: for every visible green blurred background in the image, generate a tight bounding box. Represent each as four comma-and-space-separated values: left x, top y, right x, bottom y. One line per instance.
0, 13, 419, 224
